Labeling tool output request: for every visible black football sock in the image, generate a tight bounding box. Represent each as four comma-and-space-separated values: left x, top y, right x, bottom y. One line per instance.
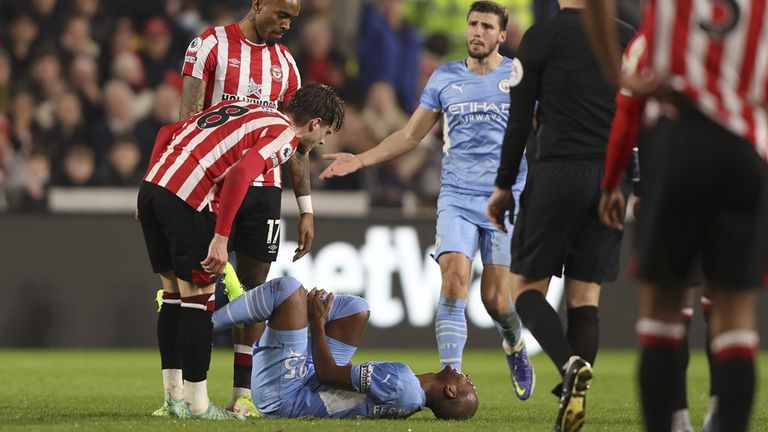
671, 311, 692, 411
180, 294, 215, 382
566, 306, 599, 366
711, 330, 758, 432
516, 290, 573, 375
158, 293, 182, 370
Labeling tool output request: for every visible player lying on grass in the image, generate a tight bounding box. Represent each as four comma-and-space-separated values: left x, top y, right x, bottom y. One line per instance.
204, 270, 479, 420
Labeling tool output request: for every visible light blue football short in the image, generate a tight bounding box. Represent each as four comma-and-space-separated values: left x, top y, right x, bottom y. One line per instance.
434, 188, 520, 266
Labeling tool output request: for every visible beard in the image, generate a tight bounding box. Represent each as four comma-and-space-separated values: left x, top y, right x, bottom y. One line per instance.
466, 41, 498, 60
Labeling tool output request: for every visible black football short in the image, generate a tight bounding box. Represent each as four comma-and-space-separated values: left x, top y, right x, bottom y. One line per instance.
510, 160, 628, 283
137, 181, 217, 285
228, 186, 282, 262
635, 101, 768, 289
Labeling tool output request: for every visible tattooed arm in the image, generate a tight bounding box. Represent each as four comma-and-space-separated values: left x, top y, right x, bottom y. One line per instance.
179, 76, 207, 119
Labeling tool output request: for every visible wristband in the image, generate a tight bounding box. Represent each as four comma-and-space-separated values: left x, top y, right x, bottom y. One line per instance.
297, 195, 313, 214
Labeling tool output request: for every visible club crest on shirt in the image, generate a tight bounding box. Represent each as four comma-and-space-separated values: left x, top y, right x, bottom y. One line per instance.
271, 65, 283, 80
187, 37, 202, 52
498, 79, 511, 93
509, 58, 524, 87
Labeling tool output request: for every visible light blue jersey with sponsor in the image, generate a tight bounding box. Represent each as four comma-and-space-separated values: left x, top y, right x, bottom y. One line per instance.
287, 361, 426, 419
420, 58, 527, 196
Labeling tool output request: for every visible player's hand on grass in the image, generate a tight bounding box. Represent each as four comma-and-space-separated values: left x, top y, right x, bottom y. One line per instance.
201, 233, 229, 274
307, 288, 334, 325
294, 213, 314, 262
487, 187, 514, 233
599, 188, 626, 231
319, 153, 363, 179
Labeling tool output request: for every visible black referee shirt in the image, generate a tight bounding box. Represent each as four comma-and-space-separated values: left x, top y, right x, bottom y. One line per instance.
495, 8, 635, 189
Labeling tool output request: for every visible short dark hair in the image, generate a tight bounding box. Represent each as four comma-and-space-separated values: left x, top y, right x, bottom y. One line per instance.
284, 83, 345, 133
467, 1, 509, 29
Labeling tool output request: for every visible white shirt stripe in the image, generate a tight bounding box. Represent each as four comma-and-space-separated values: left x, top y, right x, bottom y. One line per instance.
260, 48, 273, 101
212, 26, 229, 104
192, 35, 218, 79
237, 43, 252, 98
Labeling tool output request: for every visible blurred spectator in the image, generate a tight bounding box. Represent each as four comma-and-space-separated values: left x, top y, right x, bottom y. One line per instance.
317, 105, 375, 191
110, 52, 153, 118
0, 50, 11, 113
31, 0, 65, 42
109, 18, 140, 63
70, 0, 112, 42
141, 17, 180, 88
59, 15, 101, 59
68, 55, 103, 124
297, 16, 347, 94
37, 91, 88, 171
52, 144, 99, 187
9, 89, 39, 156
90, 80, 137, 165
357, 0, 421, 112
209, 4, 237, 27
29, 49, 67, 102
360, 82, 408, 142
101, 136, 142, 186
7, 14, 40, 77
134, 84, 181, 167
16, 150, 51, 211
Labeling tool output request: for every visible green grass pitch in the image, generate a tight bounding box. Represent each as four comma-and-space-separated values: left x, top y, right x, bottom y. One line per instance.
1, 349, 766, 431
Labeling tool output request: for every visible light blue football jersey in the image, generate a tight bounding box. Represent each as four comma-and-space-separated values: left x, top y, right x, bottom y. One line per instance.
420, 58, 527, 195
288, 361, 426, 419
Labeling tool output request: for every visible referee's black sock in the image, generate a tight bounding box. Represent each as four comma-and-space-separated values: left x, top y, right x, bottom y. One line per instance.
566, 306, 599, 366
516, 290, 573, 375
180, 294, 215, 383
157, 293, 182, 370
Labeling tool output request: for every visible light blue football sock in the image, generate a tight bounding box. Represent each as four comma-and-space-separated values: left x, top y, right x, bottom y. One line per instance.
212, 276, 301, 332
494, 299, 523, 350
435, 296, 468, 371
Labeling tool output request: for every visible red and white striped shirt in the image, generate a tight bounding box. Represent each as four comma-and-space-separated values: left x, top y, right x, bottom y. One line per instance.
145, 100, 298, 235
643, 0, 768, 161
182, 22, 302, 187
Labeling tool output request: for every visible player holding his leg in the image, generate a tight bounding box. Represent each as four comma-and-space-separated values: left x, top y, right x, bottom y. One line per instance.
209, 273, 479, 420
320, 1, 533, 400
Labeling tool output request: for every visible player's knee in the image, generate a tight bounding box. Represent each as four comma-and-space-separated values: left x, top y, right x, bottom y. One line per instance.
272, 276, 304, 306
441, 272, 470, 297
480, 292, 506, 318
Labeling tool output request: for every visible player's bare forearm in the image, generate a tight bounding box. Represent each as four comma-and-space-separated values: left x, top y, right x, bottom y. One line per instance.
359, 107, 439, 167
287, 153, 311, 197
309, 300, 354, 390
583, 0, 622, 86
180, 76, 207, 119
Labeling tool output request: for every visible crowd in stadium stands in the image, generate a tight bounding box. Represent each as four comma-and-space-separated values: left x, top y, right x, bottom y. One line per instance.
0, 0, 500, 213
0, 0, 638, 213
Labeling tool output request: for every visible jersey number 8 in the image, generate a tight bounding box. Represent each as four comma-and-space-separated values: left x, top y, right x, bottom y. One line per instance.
197, 104, 249, 129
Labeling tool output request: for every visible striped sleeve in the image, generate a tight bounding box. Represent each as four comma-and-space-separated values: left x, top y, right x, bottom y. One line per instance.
182, 28, 219, 81
214, 122, 295, 236
279, 45, 302, 102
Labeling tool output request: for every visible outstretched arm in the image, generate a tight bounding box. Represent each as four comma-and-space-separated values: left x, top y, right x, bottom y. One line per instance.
308, 289, 355, 390
319, 107, 440, 179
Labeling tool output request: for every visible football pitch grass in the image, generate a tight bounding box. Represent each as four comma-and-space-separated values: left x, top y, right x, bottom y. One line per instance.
1, 349, 766, 431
